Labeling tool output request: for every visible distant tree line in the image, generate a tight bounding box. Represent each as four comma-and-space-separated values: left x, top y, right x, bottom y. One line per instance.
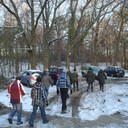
0, 0, 128, 76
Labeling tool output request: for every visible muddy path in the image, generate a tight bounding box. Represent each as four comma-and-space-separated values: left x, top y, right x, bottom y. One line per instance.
69, 87, 88, 117
69, 81, 100, 118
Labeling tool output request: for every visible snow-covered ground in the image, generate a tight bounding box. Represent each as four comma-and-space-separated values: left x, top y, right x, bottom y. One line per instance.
0, 72, 128, 127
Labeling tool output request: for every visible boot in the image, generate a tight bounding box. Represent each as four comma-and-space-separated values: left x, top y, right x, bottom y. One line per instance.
73, 85, 75, 92
100, 85, 102, 91
102, 85, 104, 92
91, 86, 93, 92
77, 85, 79, 91
8, 118, 12, 124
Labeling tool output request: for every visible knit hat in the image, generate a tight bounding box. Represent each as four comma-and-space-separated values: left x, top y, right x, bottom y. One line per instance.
16, 76, 21, 80
88, 67, 92, 70
73, 68, 76, 71
36, 75, 42, 82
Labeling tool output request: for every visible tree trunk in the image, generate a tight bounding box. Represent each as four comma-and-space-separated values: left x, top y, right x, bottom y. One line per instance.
66, 53, 71, 70
92, 22, 100, 66
114, 19, 124, 66
56, 40, 62, 67
28, 48, 37, 69
43, 44, 50, 70
123, 41, 127, 69
15, 51, 19, 76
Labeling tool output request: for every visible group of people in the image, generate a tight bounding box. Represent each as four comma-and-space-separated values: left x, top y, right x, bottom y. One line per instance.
7, 67, 106, 127
86, 68, 107, 92
7, 69, 53, 127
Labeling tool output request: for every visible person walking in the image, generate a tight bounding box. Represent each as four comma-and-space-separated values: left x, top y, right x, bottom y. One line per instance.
97, 69, 107, 92
42, 68, 53, 98
71, 68, 79, 92
86, 67, 95, 92
29, 76, 49, 127
56, 67, 72, 114
67, 70, 73, 85
8, 76, 26, 125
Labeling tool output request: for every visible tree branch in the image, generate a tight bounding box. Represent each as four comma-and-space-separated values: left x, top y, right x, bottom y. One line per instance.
34, 0, 49, 29
1, 0, 17, 18
48, 35, 67, 46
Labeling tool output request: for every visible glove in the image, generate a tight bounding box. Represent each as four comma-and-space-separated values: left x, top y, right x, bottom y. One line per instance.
57, 89, 59, 95
45, 101, 49, 106
46, 102, 48, 106
70, 89, 72, 94
67, 94, 69, 98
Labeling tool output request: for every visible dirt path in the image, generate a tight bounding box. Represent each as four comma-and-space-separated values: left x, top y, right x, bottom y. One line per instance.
70, 89, 86, 117
69, 80, 101, 118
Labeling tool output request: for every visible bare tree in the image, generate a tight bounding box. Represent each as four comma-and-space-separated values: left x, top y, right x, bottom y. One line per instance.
112, 5, 128, 66
39, 0, 66, 69
66, 0, 121, 69
0, 0, 48, 69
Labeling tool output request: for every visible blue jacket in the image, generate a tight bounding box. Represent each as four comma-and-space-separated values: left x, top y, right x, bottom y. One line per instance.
56, 72, 71, 89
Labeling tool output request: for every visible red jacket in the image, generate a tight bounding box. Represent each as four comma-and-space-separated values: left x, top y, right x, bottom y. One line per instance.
8, 80, 26, 104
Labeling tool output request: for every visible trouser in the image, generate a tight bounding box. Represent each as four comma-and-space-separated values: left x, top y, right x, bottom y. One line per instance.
99, 83, 104, 92
29, 105, 48, 125
44, 86, 49, 98
87, 83, 93, 92
9, 103, 22, 124
73, 81, 79, 92
60, 88, 68, 111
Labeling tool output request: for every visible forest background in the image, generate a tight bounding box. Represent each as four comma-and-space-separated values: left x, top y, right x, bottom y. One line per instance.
0, 0, 128, 82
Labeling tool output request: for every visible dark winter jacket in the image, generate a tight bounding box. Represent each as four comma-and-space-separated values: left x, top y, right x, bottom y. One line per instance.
67, 71, 73, 85
8, 80, 26, 104
86, 70, 95, 84
56, 72, 71, 89
97, 70, 106, 85
31, 82, 48, 106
